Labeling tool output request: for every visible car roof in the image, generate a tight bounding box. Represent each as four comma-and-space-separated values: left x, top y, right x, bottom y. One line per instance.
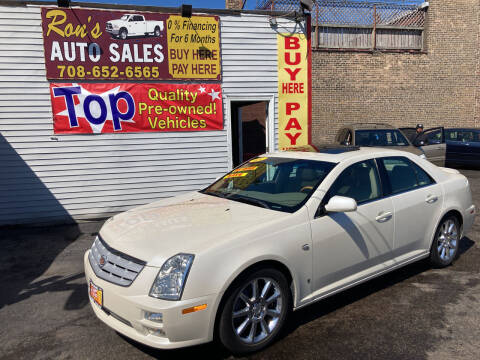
344, 123, 396, 130
267, 146, 412, 163
446, 128, 480, 131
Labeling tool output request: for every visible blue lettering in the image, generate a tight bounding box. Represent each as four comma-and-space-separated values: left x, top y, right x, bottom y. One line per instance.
53, 86, 81, 127
83, 95, 107, 125
109, 92, 135, 131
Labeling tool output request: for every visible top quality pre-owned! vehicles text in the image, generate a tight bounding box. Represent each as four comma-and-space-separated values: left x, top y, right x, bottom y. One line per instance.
85, 147, 475, 354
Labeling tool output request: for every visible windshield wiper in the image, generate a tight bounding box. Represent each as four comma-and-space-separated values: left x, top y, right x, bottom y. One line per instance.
228, 195, 271, 210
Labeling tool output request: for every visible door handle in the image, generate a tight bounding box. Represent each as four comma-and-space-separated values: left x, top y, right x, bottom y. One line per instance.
426, 195, 438, 204
376, 211, 393, 222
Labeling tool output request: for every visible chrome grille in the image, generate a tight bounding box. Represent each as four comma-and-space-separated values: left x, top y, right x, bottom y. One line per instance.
106, 23, 112, 30
88, 236, 145, 287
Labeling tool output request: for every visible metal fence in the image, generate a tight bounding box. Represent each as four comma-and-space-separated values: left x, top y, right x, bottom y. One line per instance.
257, 0, 428, 51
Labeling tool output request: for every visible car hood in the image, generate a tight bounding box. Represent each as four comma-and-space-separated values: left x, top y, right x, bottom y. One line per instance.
99, 191, 289, 267
107, 19, 124, 26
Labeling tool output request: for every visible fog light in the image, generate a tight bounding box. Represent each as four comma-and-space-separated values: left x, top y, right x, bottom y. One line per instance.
147, 327, 166, 337
145, 311, 163, 323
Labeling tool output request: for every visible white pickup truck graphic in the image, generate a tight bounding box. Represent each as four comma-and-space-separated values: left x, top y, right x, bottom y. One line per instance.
106, 14, 164, 40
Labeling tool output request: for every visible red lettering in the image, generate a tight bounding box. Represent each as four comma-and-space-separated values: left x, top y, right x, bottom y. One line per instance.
285, 37, 300, 50
285, 132, 301, 145
285, 118, 302, 131
282, 83, 304, 94
286, 102, 300, 115
285, 68, 301, 81
284, 52, 301, 66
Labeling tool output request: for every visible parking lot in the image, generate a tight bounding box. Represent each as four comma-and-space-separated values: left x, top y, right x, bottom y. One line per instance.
1, 169, 479, 360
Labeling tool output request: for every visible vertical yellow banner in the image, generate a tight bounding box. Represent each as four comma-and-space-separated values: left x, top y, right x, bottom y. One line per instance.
277, 33, 309, 149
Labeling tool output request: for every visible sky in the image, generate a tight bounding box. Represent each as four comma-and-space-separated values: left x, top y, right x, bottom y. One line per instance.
41, 0, 424, 10
75, 0, 259, 10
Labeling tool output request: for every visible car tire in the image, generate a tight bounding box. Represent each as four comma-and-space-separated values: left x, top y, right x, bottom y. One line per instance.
154, 26, 161, 37
218, 268, 291, 354
120, 28, 127, 40
430, 215, 460, 267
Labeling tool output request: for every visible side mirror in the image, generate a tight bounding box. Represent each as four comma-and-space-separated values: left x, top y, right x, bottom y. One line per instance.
325, 196, 357, 213
414, 140, 425, 147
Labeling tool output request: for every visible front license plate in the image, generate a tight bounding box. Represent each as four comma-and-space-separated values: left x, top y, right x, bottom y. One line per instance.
89, 280, 103, 307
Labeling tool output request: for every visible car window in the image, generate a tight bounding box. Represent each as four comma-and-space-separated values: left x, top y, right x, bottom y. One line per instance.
474, 131, 480, 142
380, 157, 434, 195
324, 159, 381, 205
355, 129, 409, 147
135, 16, 144, 21
459, 131, 474, 142
202, 157, 337, 213
445, 130, 458, 141
410, 161, 435, 187
426, 130, 442, 144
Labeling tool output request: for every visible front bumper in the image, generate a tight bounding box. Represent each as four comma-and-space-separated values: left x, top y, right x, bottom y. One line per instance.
84, 251, 217, 349
106, 28, 120, 35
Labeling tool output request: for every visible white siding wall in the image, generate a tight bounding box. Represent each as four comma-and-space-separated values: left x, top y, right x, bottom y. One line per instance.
221, 14, 302, 152
0, 5, 302, 226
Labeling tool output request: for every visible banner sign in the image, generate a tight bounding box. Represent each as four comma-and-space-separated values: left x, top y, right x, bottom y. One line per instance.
41, 8, 221, 80
277, 31, 311, 149
50, 83, 223, 134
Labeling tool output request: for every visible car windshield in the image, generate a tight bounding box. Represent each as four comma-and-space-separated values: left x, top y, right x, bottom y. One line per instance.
121, 15, 129, 20
355, 129, 409, 147
201, 157, 336, 213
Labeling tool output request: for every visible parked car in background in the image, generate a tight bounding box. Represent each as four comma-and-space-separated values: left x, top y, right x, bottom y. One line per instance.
400, 126, 446, 167
334, 123, 445, 166
444, 128, 480, 168
85, 147, 474, 353
106, 14, 164, 40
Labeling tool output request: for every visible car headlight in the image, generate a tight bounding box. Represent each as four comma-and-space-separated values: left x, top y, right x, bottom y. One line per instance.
149, 254, 194, 301
419, 153, 426, 159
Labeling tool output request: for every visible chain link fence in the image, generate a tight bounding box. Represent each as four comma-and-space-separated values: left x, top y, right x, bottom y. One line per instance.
257, 0, 428, 50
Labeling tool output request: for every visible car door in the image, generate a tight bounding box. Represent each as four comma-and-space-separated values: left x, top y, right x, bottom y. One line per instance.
445, 129, 463, 166
127, 16, 136, 34
136, 15, 146, 34
416, 127, 446, 167
446, 129, 477, 166
310, 159, 394, 293
457, 130, 480, 166
401, 127, 446, 166
470, 130, 480, 166
377, 156, 443, 255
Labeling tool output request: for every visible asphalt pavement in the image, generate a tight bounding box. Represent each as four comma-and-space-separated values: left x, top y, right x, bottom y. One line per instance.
1, 170, 480, 360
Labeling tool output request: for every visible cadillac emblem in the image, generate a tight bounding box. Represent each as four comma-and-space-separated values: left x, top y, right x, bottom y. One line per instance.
99, 255, 107, 267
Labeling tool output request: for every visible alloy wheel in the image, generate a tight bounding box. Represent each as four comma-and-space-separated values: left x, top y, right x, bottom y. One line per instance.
437, 219, 458, 262
231, 277, 283, 345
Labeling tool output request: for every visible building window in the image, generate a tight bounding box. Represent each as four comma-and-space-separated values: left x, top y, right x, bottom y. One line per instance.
258, 0, 428, 52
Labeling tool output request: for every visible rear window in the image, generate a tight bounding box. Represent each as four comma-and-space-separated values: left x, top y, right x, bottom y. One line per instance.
355, 129, 409, 147
379, 157, 434, 195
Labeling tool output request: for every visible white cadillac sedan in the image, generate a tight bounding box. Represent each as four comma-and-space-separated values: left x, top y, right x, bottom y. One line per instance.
84, 147, 475, 354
